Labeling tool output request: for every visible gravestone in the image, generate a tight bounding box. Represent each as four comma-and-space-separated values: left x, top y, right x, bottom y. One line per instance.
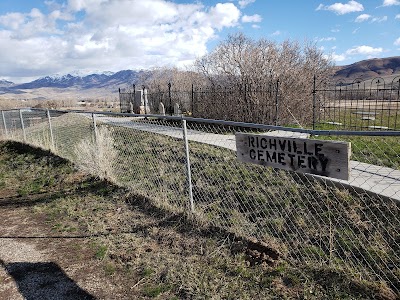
325, 121, 343, 126
159, 102, 165, 116
139, 88, 150, 114
368, 125, 389, 129
352, 111, 379, 116
361, 116, 375, 121
174, 103, 181, 116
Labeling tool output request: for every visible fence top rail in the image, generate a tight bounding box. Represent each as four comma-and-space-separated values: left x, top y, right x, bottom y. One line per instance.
315, 86, 400, 91
6, 108, 400, 137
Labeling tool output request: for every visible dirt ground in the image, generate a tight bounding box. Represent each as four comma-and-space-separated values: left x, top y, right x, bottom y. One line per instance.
0, 191, 159, 300
0, 141, 279, 300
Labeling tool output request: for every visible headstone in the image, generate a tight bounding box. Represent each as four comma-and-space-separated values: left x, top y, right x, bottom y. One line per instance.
368, 125, 389, 129
352, 111, 379, 115
174, 103, 181, 116
139, 88, 150, 114
159, 102, 165, 116
360, 116, 375, 121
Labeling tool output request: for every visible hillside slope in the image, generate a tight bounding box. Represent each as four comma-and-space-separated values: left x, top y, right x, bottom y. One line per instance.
0, 140, 394, 299
334, 56, 400, 83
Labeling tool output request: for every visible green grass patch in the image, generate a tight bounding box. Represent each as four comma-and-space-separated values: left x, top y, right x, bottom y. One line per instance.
103, 262, 116, 276
316, 105, 400, 131
142, 284, 171, 298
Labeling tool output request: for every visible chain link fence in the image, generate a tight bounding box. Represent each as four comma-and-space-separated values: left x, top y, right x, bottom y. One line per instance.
1, 108, 399, 296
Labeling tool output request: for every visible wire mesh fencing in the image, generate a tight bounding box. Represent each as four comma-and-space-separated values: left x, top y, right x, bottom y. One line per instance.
0, 108, 399, 295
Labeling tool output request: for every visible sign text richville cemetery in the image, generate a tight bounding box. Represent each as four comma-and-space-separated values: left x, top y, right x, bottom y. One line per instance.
235, 133, 351, 180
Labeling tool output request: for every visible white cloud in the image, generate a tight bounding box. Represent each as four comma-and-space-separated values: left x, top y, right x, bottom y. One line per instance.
0, 8, 70, 38
346, 45, 383, 56
396, 14, 400, 19
356, 14, 387, 23
355, 14, 371, 22
371, 16, 387, 22
394, 38, 400, 46
329, 45, 384, 63
252, 24, 260, 29
238, 0, 256, 8
319, 37, 336, 42
0, 0, 242, 82
316, 1, 364, 15
382, 0, 400, 6
242, 14, 262, 23
271, 30, 281, 36
332, 53, 347, 62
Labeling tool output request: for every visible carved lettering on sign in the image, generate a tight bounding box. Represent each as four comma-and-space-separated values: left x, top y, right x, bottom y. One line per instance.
235, 133, 351, 180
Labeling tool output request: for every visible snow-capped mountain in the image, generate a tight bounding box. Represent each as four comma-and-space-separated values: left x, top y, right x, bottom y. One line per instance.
11, 70, 140, 89
0, 79, 15, 88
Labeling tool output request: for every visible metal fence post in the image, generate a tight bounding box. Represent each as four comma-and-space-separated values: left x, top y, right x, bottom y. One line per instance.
119, 88, 122, 113
191, 84, 194, 117
1, 111, 8, 138
168, 82, 172, 115
182, 119, 194, 213
132, 84, 136, 113
46, 109, 55, 150
92, 113, 97, 143
142, 85, 147, 115
275, 79, 279, 126
312, 75, 316, 131
19, 109, 26, 142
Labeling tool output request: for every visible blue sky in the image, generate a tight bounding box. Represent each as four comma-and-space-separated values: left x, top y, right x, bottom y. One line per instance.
0, 0, 399, 83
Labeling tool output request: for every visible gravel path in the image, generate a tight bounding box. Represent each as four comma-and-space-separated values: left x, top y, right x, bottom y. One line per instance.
0, 208, 96, 300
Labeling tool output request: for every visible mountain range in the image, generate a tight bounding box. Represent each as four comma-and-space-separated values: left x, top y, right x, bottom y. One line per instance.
0, 79, 15, 88
1, 70, 140, 91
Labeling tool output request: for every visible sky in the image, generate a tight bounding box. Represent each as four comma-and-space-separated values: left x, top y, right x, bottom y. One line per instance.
0, 0, 399, 83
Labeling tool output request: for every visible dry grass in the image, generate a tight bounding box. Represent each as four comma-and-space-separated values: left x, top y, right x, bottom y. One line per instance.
74, 126, 117, 182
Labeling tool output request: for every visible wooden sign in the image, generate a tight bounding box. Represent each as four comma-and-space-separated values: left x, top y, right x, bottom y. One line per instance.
235, 133, 351, 180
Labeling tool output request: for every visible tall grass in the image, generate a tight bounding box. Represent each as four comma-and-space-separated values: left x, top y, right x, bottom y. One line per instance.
74, 126, 117, 182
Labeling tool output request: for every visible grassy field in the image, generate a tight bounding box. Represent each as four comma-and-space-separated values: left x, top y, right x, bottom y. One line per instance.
2, 141, 397, 299
1, 113, 400, 298
317, 102, 400, 131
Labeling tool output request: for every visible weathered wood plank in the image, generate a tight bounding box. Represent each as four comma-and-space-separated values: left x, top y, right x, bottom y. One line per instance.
235, 133, 351, 180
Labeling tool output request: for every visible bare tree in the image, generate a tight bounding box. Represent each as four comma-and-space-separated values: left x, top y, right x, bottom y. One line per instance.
194, 33, 334, 125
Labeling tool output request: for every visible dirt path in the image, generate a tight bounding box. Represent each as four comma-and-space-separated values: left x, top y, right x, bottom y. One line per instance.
0, 204, 100, 299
